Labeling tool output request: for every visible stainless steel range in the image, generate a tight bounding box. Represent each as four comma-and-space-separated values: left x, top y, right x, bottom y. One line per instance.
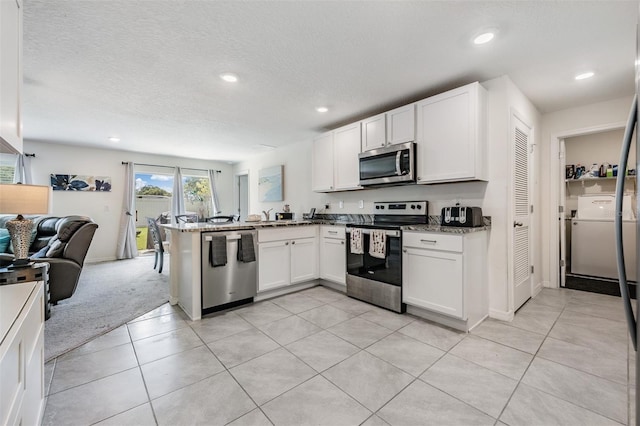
346, 201, 428, 313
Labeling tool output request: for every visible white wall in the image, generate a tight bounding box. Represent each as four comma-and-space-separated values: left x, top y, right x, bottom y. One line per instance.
18, 140, 234, 262
540, 95, 634, 288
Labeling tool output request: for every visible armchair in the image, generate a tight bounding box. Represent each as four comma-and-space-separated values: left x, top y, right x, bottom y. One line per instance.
0, 215, 98, 304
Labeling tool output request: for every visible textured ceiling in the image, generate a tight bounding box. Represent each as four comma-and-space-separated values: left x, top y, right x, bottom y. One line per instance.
22, 0, 637, 162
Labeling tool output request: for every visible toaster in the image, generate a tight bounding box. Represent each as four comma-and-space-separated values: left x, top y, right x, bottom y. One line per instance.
440, 206, 483, 227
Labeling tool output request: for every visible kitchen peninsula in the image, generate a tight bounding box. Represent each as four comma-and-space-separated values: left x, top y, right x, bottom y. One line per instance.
163, 220, 319, 320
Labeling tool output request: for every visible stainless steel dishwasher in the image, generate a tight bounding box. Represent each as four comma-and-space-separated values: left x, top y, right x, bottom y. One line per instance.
201, 229, 257, 314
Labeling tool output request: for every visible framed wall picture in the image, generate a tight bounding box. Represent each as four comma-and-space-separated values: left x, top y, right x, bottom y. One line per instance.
50, 174, 112, 191
258, 165, 283, 202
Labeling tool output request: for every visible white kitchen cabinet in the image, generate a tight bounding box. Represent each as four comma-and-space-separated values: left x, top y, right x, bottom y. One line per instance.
402, 230, 487, 331
361, 105, 415, 152
361, 113, 386, 151
333, 122, 362, 190
291, 237, 318, 283
312, 124, 362, 193
258, 240, 291, 291
386, 104, 415, 146
320, 225, 346, 285
258, 226, 319, 292
0, 0, 23, 154
312, 132, 334, 192
415, 82, 487, 184
1, 280, 45, 426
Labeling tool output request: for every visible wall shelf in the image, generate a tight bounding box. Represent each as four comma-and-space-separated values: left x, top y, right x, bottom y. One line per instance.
565, 175, 636, 195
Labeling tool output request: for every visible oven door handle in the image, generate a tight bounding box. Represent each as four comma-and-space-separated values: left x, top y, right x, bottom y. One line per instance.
347, 228, 400, 238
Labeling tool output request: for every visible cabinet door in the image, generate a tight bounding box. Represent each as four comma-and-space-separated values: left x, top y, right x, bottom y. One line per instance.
0, 0, 23, 153
333, 123, 362, 190
416, 82, 483, 183
290, 237, 318, 284
386, 104, 415, 145
403, 248, 464, 318
320, 238, 346, 285
312, 132, 334, 192
361, 113, 386, 152
258, 241, 290, 291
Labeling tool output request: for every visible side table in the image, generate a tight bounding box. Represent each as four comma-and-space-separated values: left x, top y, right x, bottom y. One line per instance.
0, 262, 50, 319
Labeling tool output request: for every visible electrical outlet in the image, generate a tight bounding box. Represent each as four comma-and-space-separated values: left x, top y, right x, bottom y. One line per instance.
339, 201, 344, 209
358, 200, 364, 209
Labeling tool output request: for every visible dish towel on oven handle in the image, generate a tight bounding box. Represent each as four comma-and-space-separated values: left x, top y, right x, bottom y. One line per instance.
369, 230, 386, 259
350, 228, 364, 254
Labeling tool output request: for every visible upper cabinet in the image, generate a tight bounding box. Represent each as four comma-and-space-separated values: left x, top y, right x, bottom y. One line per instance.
312, 123, 362, 193
361, 104, 415, 152
416, 82, 487, 184
0, 0, 23, 154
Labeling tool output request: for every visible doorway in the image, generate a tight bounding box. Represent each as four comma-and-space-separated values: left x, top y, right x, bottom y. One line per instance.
559, 127, 636, 296
235, 171, 249, 221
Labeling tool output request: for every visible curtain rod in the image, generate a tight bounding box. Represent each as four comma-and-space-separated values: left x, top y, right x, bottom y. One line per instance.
25, 153, 35, 157
121, 161, 220, 173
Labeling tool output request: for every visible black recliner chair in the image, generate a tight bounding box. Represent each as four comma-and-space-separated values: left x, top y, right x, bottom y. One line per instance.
0, 215, 98, 304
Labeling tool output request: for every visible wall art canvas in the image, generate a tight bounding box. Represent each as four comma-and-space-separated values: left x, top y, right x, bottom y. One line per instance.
50, 174, 112, 191
258, 165, 283, 202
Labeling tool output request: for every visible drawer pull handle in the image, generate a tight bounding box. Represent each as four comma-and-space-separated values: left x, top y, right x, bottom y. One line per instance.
420, 239, 437, 244
328, 231, 338, 234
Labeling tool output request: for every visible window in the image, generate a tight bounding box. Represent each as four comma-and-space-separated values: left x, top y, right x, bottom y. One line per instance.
0, 154, 16, 183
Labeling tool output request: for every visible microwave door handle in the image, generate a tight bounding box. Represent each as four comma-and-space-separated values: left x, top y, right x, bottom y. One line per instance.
615, 93, 637, 351
395, 151, 401, 176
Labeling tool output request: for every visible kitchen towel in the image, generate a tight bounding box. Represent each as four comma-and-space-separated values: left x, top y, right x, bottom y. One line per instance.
237, 233, 256, 263
209, 236, 227, 267
369, 230, 386, 259
350, 228, 363, 254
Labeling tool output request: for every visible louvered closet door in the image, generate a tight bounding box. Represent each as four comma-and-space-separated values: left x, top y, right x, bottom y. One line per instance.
513, 115, 532, 311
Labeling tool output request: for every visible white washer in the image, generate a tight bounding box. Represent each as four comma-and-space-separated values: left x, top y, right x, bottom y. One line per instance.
571, 194, 636, 281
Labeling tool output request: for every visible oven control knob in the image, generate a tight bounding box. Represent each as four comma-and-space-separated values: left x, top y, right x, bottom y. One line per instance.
411, 204, 416, 209
375, 205, 380, 210
417, 205, 422, 210
380, 206, 385, 209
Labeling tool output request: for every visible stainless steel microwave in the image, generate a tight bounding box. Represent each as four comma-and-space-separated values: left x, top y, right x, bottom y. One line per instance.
358, 142, 416, 186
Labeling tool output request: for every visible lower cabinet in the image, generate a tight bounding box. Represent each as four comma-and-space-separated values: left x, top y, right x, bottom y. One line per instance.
402, 230, 487, 330
258, 226, 319, 292
0, 280, 45, 426
319, 226, 346, 285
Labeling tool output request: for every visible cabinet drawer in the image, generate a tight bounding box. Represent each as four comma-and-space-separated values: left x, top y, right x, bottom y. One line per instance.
403, 231, 462, 252
321, 226, 345, 239
258, 225, 317, 243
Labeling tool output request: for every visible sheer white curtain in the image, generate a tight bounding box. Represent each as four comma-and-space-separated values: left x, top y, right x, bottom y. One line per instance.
171, 167, 185, 225
116, 162, 138, 259
13, 154, 32, 184
208, 169, 221, 215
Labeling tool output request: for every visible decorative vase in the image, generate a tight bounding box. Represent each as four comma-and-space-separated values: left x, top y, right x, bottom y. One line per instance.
6, 216, 34, 262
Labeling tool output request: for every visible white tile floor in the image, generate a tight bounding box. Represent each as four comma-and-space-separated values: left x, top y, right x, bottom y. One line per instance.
42, 286, 635, 426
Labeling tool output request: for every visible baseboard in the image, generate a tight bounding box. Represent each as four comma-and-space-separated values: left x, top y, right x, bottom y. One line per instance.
319, 279, 346, 293
489, 308, 514, 322
255, 280, 320, 302
532, 282, 543, 297
85, 256, 117, 264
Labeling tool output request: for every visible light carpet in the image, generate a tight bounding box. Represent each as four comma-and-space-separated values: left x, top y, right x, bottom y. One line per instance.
45, 255, 169, 361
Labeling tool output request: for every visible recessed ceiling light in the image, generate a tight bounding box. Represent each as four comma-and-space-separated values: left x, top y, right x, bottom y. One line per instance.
575, 71, 594, 80
316, 106, 329, 113
108, 136, 120, 143
220, 73, 238, 83
473, 31, 495, 45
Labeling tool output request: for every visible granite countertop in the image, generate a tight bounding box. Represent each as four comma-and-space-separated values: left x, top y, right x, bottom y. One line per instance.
402, 224, 490, 234
161, 220, 317, 232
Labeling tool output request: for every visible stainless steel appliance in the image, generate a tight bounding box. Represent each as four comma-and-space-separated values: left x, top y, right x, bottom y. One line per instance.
346, 201, 428, 312
440, 206, 484, 227
358, 142, 416, 187
201, 229, 257, 314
